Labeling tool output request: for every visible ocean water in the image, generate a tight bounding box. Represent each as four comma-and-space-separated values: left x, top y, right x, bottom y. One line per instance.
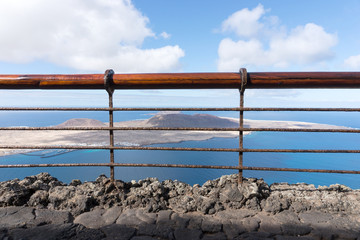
0, 111, 359, 189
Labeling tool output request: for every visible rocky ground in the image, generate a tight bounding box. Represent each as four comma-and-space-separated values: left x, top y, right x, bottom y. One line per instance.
0, 173, 359, 239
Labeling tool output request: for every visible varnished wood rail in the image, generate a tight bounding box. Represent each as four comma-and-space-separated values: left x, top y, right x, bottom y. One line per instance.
1, 72, 360, 89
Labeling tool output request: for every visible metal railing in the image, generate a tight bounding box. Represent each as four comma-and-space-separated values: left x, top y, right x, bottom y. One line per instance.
1, 68, 360, 183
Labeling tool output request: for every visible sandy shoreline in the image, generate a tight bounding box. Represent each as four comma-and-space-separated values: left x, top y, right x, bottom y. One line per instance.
0, 115, 349, 157
0, 129, 240, 157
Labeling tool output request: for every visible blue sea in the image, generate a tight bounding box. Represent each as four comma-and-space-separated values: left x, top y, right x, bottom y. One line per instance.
0, 110, 359, 189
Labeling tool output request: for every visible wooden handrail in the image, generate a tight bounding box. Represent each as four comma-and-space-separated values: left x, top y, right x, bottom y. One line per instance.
1, 71, 360, 89
249, 72, 360, 89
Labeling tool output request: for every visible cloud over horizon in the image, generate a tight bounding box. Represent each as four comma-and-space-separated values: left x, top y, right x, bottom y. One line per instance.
0, 0, 184, 73
217, 4, 338, 71
344, 54, 360, 70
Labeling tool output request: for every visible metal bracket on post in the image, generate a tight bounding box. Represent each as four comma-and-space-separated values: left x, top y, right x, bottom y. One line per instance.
240, 68, 247, 94
105, 69, 115, 95
238, 68, 247, 184
104, 69, 115, 181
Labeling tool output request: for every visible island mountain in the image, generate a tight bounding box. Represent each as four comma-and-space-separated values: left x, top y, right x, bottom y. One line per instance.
145, 113, 240, 128
55, 118, 106, 128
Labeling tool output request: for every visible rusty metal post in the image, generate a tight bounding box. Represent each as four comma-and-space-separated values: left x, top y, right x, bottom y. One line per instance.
104, 69, 115, 181
239, 68, 247, 184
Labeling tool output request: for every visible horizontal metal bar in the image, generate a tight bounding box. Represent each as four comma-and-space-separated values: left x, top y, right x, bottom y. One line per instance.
1, 145, 360, 153
1, 107, 360, 112
0, 145, 239, 152
0, 127, 239, 131
0, 163, 239, 169
0, 107, 240, 111
242, 166, 360, 174
243, 107, 360, 112
0, 163, 358, 174
0, 107, 111, 111
245, 128, 360, 133
2, 72, 360, 89
0, 127, 359, 133
244, 128, 360, 133
243, 149, 360, 153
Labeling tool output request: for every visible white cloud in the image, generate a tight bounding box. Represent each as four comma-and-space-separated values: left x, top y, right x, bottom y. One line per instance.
221, 4, 265, 38
344, 55, 360, 69
218, 6, 337, 71
160, 32, 171, 39
269, 24, 337, 66
67, 45, 184, 73
218, 38, 265, 70
0, 0, 184, 73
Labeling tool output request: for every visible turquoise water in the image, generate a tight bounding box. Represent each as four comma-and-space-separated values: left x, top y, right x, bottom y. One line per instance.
0, 111, 359, 188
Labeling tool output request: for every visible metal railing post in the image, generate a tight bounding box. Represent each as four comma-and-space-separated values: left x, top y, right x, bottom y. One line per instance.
104, 69, 115, 181
239, 68, 247, 184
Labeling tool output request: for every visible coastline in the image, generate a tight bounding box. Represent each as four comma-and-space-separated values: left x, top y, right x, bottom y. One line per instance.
0, 130, 240, 157
0, 116, 349, 157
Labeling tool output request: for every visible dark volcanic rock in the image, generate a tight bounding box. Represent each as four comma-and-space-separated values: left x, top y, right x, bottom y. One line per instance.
1, 173, 360, 239
0, 172, 63, 207
9, 223, 106, 240
0, 172, 359, 219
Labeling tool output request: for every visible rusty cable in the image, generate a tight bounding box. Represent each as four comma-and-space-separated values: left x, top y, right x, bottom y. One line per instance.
0, 127, 358, 133
0, 163, 358, 174
1, 107, 360, 112
1, 145, 360, 153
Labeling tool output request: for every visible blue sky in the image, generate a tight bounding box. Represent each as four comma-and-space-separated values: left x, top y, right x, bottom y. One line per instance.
1, 0, 360, 108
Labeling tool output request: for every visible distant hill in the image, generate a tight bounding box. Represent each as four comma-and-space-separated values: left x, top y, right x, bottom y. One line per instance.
146, 113, 239, 128
53, 113, 244, 129
55, 118, 106, 127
